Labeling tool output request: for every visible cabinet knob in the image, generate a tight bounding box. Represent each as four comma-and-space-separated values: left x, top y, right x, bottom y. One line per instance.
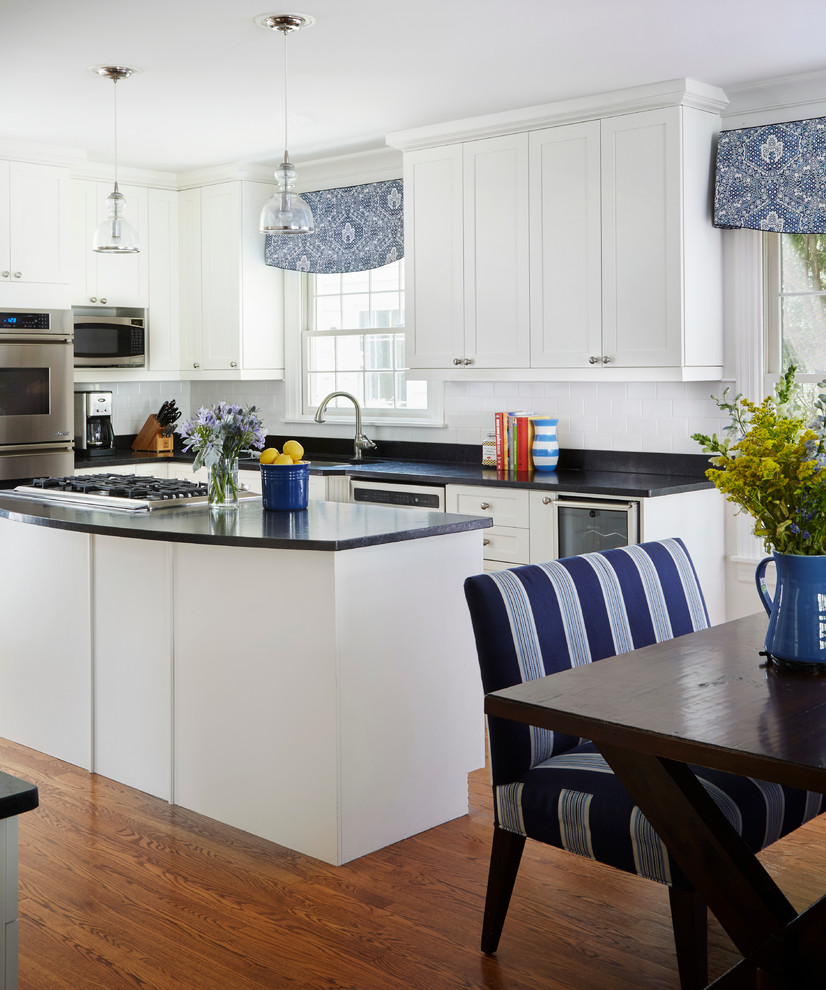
480, 501, 490, 510
193, 362, 200, 369
13, 272, 21, 279
602, 355, 612, 364
589, 355, 600, 364
542, 496, 553, 505
230, 361, 237, 368
453, 358, 462, 366
90, 297, 97, 303
100, 297, 107, 305
463, 357, 473, 366
0, 271, 9, 279
482, 538, 491, 546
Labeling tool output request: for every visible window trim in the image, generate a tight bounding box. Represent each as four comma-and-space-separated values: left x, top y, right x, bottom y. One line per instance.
282, 270, 444, 428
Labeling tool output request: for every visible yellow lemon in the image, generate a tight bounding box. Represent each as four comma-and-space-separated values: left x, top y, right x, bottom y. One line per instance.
282, 439, 304, 462
259, 447, 279, 464
274, 453, 294, 465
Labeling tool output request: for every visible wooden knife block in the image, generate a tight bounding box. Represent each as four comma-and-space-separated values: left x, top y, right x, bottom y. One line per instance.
132, 415, 174, 453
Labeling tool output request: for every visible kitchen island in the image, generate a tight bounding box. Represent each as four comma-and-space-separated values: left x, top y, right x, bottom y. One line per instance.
0, 496, 491, 865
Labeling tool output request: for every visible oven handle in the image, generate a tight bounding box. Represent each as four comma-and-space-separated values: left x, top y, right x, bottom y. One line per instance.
0, 442, 74, 455
0, 333, 73, 344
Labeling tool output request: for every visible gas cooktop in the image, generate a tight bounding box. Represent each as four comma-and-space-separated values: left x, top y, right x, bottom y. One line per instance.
5, 473, 259, 512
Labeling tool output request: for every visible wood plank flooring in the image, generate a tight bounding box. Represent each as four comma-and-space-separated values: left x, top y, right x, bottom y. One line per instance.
1, 736, 825, 989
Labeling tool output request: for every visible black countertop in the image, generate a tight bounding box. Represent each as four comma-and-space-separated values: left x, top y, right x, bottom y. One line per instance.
0, 771, 38, 821
74, 447, 713, 499
0, 493, 492, 551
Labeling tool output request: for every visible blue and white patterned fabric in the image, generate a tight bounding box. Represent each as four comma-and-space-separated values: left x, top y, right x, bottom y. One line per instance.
464, 539, 825, 886
264, 178, 404, 273
714, 118, 826, 232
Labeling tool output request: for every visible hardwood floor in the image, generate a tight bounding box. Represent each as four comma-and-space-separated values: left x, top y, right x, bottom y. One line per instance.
2, 737, 825, 989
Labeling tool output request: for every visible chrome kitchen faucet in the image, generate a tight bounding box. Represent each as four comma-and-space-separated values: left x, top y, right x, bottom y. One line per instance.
313, 391, 376, 460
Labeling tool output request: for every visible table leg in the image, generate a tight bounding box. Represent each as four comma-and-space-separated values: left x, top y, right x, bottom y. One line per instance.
596, 743, 798, 957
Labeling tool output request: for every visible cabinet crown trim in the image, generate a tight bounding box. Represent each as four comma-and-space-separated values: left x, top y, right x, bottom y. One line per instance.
387, 77, 729, 151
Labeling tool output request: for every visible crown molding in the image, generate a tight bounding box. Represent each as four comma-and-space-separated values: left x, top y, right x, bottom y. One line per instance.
386, 78, 729, 151
722, 68, 826, 129
0, 137, 87, 166
70, 160, 179, 188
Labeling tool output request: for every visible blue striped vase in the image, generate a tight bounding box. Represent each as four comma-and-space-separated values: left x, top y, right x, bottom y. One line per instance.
531, 418, 559, 472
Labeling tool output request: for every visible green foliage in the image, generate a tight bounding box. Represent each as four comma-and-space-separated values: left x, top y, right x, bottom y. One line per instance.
692, 367, 826, 554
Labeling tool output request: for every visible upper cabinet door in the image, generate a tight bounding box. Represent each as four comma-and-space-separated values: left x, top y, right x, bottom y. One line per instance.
403, 145, 465, 372
200, 182, 241, 370
600, 107, 682, 368
463, 134, 530, 369
8, 162, 70, 284
529, 121, 602, 368
0, 161, 10, 275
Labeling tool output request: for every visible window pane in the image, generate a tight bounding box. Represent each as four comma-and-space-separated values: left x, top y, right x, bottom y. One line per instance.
342, 293, 370, 330
365, 372, 395, 407
781, 295, 826, 373
370, 264, 399, 291
316, 296, 342, 332
336, 335, 364, 371
398, 375, 428, 410
781, 235, 826, 293
307, 372, 336, 406
364, 334, 394, 370
308, 336, 336, 372
371, 292, 401, 328
335, 373, 362, 401
342, 270, 370, 293
315, 273, 341, 295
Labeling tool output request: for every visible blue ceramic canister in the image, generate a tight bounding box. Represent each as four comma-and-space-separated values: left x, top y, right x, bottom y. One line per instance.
261, 461, 310, 511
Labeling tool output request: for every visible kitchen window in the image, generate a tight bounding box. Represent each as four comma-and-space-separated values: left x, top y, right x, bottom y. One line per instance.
765, 233, 826, 381
295, 259, 442, 425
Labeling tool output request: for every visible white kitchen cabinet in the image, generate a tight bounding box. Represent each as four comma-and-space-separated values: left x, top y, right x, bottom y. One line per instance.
146, 188, 180, 372
445, 484, 530, 569
529, 121, 602, 369
0, 160, 71, 309
399, 100, 723, 382
70, 178, 149, 308
404, 135, 530, 376
179, 180, 285, 379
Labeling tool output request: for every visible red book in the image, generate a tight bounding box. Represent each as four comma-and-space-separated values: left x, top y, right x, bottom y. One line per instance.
494, 412, 507, 471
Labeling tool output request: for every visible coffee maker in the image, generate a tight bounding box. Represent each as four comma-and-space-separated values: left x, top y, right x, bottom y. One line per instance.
74, 389, 115, 452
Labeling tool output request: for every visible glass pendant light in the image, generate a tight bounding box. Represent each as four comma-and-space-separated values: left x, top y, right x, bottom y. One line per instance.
255, 13, 315, 235
90, 65, 141, 253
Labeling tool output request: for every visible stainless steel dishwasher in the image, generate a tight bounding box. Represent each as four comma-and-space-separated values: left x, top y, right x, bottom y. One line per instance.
349, 478, 446, 511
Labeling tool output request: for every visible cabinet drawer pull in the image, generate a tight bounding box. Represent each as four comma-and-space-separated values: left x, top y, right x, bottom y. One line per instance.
193, 362, 200, 369
13, 272, 21, 279
542, 496, 553, 505
90, 296, 97, 303
482, 538, 491, 546
588, 355, 599, 364
230, 361, 238, 368
100, 297, 107, 304
453, 357, 462, 365
1, 271, 9, 279
602, 355, 612, 364
463, 357, 473, 366
480, 501, 490, 510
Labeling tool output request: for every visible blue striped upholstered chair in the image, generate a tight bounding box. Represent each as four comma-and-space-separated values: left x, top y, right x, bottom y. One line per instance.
463, 538, 825, 990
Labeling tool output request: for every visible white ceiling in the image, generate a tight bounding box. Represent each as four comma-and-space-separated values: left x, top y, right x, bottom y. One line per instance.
4, 0, 826, 173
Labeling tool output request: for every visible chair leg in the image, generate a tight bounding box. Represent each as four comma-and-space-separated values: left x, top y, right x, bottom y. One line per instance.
481, 826, 526, 954
668, 885, 708, 990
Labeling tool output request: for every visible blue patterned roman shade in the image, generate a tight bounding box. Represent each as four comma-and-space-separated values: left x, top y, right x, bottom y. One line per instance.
714, 118, 826, 232
264, 178, 403, 273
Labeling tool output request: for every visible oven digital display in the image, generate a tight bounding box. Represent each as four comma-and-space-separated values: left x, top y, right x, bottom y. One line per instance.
0, 312, 49, 330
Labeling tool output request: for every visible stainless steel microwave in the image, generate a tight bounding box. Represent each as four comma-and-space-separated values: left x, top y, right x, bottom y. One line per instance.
73, 313, 146, 367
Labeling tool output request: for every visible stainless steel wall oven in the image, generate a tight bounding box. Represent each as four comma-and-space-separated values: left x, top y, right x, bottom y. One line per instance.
0, 309, 74, 483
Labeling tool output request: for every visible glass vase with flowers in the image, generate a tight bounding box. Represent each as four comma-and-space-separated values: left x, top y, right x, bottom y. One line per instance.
178, 402, 266, 509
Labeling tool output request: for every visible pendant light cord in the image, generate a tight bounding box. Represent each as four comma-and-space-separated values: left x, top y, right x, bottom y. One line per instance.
283, 27, 289, 161
112, 77, 120, 192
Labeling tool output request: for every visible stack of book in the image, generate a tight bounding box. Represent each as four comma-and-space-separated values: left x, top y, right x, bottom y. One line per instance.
493, 412, 543, 473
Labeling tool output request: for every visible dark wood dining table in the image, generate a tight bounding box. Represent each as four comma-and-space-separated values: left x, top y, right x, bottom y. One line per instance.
484, 611, 826, 989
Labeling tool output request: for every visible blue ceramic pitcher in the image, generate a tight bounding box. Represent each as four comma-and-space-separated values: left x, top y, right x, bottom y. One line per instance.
755, 552, 826, 666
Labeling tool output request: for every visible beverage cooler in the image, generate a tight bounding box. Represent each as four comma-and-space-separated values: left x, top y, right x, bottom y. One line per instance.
553, 497, 639, 557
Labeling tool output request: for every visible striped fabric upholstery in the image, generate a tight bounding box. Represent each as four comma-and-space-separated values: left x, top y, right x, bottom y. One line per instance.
464, 538, 825, 886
